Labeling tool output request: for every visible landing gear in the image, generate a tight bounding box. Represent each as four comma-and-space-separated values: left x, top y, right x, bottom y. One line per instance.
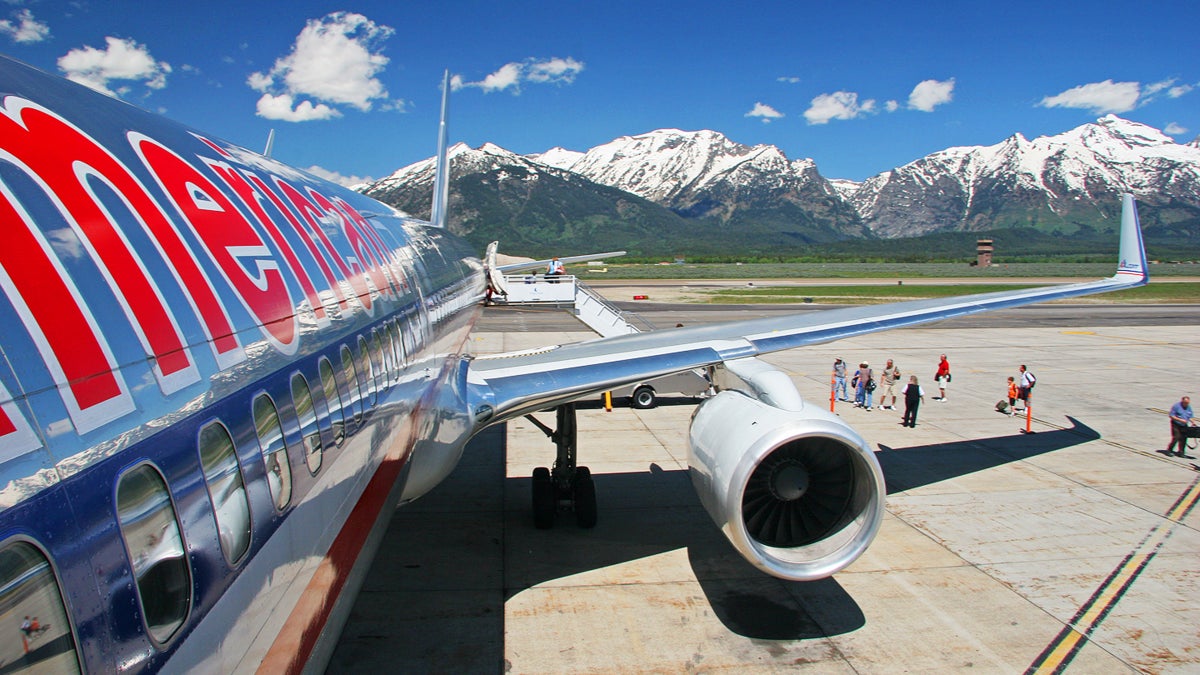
525, 402, 597, 529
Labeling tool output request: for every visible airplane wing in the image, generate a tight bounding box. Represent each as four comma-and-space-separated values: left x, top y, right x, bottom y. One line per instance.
466, 193, 1148, 425
494, 249, 627, 274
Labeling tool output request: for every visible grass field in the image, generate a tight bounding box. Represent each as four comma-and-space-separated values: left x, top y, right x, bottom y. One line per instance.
705, 281, 1200, 304
582, 262, 1200, 280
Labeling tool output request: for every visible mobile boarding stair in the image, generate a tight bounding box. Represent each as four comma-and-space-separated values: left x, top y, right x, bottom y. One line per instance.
491, 273, 710, 407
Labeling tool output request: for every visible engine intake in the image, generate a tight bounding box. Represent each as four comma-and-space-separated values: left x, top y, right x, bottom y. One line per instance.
688, 389, 885, 581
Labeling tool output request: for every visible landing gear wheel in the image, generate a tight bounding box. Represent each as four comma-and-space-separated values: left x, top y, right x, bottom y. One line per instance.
532, 466, 555, 529
630, 385, 657, 409
572, 466, 597, 528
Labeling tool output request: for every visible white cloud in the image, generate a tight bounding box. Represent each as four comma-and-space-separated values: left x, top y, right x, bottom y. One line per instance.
477, 63, 522, 93
305, 165, 373, 188
885, 100, 899, 112
526, 57, 584, 84
745, 102, 783, 123
57, 37, 171, 98
1039, 79, 1140, 114
249, 11, 395, 121
456, 57, 585, 94
254, 93, 340, 122
0, 8, 48, 43
804, 91, 875, 125
908, 78, 955, 112
777, 76, 800, 84
1164, 122, 1188, 136
1168, 83, 1194, 98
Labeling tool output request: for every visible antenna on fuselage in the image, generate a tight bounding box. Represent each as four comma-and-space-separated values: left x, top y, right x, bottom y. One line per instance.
430, 70, 451, 229
263, 128, 275, 157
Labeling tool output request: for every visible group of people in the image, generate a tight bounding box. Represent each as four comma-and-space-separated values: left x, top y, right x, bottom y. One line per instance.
833, 355, 950, 428
1000, 365, 1037, 416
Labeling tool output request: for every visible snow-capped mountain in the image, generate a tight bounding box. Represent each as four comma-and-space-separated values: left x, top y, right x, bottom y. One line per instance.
849, 115, 1200, 237
358, 115, 1200, 253
359, 141, 701, 255
532, 129, 866, 238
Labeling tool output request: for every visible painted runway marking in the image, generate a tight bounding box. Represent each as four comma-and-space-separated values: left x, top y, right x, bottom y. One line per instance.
1025, 474, 1200, 674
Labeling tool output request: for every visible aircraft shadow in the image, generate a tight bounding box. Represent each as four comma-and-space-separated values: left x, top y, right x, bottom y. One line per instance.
329, 416, 1100, 673
876, 416, 1098, 494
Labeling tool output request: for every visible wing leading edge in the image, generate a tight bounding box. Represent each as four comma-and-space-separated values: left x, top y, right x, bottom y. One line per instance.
467, 194, 1147, 426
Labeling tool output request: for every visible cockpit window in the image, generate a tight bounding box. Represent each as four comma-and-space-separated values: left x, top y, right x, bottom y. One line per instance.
253, 394, 293, 510
198, 422, 251, 564
291, 373, 322, 473
116, 464, 191, 644
0, 541, 80, 672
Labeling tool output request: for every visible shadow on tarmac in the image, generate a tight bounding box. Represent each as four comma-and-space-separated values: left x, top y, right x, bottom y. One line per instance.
329, 416, 1101, 673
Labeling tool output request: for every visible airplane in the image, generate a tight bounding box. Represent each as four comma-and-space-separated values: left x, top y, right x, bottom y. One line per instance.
0, 52, 1147, 674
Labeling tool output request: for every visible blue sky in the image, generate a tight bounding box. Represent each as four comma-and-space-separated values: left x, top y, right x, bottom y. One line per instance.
2, 1, 1197, 184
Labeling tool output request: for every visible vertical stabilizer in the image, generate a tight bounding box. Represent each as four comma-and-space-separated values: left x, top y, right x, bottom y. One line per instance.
430, 70, 452, 229
1115, 194, 1148, 283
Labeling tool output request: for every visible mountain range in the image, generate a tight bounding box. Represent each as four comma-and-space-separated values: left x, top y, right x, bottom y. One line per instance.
357, 115, 1200, 257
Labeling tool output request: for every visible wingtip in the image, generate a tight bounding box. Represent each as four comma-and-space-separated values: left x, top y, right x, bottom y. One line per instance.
1114, 194, 1148, 284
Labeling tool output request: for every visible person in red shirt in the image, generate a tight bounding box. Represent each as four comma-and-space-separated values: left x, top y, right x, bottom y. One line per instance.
933, 354, 950, 401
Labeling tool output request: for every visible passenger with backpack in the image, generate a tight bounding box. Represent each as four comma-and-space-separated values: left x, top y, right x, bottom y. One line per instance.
1015, 365, 1036, 412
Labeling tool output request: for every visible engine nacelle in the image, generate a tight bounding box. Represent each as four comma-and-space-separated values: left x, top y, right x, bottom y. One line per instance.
688, 389, 885, 581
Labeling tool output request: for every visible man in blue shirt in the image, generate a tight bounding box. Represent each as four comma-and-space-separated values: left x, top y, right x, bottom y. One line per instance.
1165, 395, 1195, 457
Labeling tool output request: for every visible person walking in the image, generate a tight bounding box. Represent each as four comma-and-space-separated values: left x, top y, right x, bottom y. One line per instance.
901, 376, 925, 427
1006, 376, 1018, 416
833, 358, 848, 401
879, 359, 900, 410
855, 362, 874, 410
1164, 395, 1194, 457
933, 354, 950, 401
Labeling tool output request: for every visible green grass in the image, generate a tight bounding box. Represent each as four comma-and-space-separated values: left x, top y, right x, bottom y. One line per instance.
583, 262, 1200, 280
705, 281, 1200, 304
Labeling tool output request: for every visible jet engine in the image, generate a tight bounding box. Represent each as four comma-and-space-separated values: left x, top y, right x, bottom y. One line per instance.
688, 369, 885, 581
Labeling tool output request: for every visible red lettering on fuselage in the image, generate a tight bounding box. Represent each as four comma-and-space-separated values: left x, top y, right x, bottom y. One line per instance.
279, 180, 372, 313
0, 98, 198, 411
335, 198, 406, 296
132, 134, 298, 351
207, 164, 329, 326
311, 190, 392, 302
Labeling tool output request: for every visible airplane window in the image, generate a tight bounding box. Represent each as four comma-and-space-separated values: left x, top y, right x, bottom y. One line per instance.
0, 541, 81, 672
291, 373, 322, 473
198, 422, 251, 565
319, 358, 345, 446
388, 322, 405, 371
371, 333, 387, 394
357, 336, 376, 408
116, 464, 190, 645
340, 345, 363, 426
253, 394, 293, 510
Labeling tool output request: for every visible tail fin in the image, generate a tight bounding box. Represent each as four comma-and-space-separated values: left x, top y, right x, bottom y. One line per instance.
1114, 193, 1148, 284
430, 70, 452, 229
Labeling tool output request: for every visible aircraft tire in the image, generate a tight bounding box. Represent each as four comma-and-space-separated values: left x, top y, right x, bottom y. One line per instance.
532, 466, 555, 529
573, 466, 597, 528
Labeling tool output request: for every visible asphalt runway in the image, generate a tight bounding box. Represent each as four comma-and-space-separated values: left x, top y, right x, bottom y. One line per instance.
329, 302, 1200, 674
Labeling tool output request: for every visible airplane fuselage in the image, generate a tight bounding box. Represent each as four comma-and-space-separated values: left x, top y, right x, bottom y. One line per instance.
0, 56, 484, 672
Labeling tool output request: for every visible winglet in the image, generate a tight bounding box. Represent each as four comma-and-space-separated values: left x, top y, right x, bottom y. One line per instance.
1114, 193, 1148, 284
430, 70, 452, 229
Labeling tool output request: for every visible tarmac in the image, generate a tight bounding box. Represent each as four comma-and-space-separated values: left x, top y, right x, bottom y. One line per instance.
328, 301, 1200, 674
